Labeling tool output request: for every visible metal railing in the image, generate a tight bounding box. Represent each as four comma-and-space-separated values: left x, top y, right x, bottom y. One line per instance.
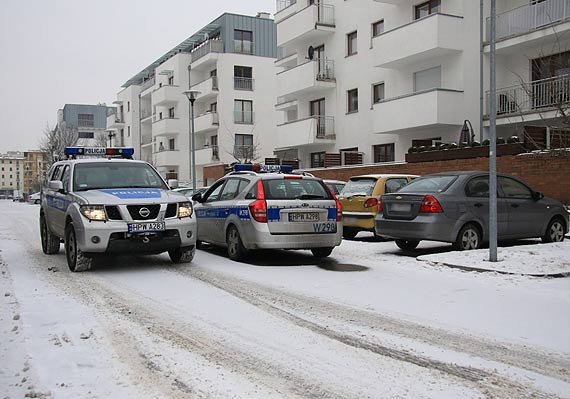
276, 0, 296, 12
191, 40, 223, 63
486, 74, 570, 115
234, 111, 254, 124
234, 77, 254, 90
315, 58, 335, 80
312, 115, 334, 138
140, 77, 155, 92
140, 109, 152, 119
211, 145, 219, 160
234, 145, 254, 159
233, 40, 254, 54
487, 0, 570, 41
316, 3, 335, 26
191, 76, 218, 91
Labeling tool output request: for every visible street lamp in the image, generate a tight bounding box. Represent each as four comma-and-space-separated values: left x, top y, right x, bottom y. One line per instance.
183, 90, 201, 191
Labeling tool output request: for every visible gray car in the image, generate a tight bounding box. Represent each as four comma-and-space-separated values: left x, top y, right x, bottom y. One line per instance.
375, 171, 569, 250
192, 169, 343, 261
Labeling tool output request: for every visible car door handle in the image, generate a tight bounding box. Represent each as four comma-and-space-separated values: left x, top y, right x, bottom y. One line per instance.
511, 204, 520, 208
474, 203, 483, 208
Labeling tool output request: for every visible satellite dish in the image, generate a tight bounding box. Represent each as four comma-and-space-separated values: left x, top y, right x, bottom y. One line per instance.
308, 46, 314, 60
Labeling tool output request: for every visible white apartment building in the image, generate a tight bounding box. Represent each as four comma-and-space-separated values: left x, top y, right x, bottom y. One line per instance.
0, 151, 24, 197
110, 12, 278, 186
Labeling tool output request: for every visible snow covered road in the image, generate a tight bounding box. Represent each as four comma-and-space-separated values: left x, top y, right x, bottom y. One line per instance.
1, 201, 569, 398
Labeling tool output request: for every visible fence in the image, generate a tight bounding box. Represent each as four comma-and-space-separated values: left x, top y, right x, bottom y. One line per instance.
234, 77, 254, 90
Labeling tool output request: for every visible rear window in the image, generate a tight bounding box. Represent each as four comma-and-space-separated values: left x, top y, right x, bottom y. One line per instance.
398, 175, 457, 193
341, 178, 377, 196
264, 179, 332, 200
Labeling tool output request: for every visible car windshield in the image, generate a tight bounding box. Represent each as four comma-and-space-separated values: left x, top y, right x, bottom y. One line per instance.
341, 178, 376, 196
73, 162, 167, 191
397, 175, 457, 193
264, 179, 332, 200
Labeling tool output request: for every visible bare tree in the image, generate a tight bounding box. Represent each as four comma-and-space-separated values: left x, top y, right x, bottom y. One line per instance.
39, 123, 78, 164
217, 114, 263, 164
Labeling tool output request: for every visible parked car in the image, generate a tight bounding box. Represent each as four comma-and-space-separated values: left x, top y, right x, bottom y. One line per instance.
324, 179, 346, 196
28, 192, 41, 204
338, 174, 417, 239
375, 171, 569, 251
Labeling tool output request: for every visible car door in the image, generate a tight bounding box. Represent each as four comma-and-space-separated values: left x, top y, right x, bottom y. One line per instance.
51, 164, 72, 237
211, 178, 251, 243
498, 176, 543, 238
464, 176, 509, 239
196, 180, 226, 243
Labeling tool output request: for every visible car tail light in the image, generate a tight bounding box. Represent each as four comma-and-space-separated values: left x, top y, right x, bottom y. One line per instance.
377, 199, 383, 213
364, 198, 378, 208
324, 183, 343, 221
284, 175, 302, 179
249, 180, 267, 222
420, 195, 443, 213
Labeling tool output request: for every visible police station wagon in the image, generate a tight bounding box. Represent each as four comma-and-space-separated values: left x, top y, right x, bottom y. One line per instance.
40, 147, 197, 272
192, 165, 343, 261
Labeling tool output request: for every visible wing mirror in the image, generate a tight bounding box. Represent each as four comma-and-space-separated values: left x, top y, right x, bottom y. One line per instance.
532, 191, 544, 201
191, 192, 203, 203
168, 179, 179, 189
48, 180, 64, 193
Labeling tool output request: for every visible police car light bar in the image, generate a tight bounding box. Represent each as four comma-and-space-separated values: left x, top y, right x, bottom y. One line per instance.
233, 164, 294, 174
64, 147, 135, 158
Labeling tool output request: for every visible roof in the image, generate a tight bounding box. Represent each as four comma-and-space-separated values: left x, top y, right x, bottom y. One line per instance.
348, 174, 419, 180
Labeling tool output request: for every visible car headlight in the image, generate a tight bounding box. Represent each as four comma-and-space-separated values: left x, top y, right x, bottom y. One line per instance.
178, 202, 193, 218
80, 205, 107, 221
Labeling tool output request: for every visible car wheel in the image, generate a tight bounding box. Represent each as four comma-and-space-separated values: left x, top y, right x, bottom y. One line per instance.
65, 223, 92, 272
195, 240, 203, 249
343, 228, 358, 240
311, 247, 334, 258
395, 239, 420, 250
454, 223, 482, 251
542, 217, 566, 243
168, 246, 195, 263
226, 225, 247, 261
40, 214, 60, 255
34, 199, 40, 204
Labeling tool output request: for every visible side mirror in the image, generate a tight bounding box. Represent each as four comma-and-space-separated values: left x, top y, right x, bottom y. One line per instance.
168, 179, 179, 189
532, 191, 544, 201
48, 180, 64, 192
191, 193, 203, 202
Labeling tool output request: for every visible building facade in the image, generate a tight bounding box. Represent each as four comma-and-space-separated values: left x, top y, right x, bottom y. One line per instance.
23, 151, 49, 195
0, 151, 25, 197
57, 104, 113, 147
109, 12, 278, 187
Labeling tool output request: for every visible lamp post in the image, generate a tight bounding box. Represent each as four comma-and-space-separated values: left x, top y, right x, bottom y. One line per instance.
183, 90, 200, 191
107, 130, 116, 147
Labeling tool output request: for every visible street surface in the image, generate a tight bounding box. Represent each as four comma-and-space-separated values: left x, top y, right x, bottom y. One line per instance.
1, 201, 569, 399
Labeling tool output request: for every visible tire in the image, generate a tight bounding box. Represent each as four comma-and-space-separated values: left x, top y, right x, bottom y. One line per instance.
395, 239, 420, 250
65, 223, 92, 272
454, 223, 482, 251
343, 228, 358, 240
34, 199, 40, 204
40, 214, 60, 254
542, 217, 566, 243
168, 246, 195, 263
195, 240, 203, 249
311, 247, 334, 258
226, 225, 247, 261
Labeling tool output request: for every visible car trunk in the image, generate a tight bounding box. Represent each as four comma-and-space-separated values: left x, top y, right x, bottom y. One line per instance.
381, 193, 426, 220
266, 199, 335, 234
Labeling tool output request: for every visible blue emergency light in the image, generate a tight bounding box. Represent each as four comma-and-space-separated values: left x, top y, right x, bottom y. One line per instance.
64, 147, 135, 158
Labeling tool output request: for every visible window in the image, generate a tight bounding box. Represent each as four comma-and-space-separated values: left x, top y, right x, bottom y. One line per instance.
121, 128, 125, 139
211, 135, 219, 159
78, 132, 94, 139
127, 101, 130, 112
311, 152, 326, 168
128, 126, 131, 137
499, 177, 532, 199
234, 100, 253, 124
532, 51, 570, 81
373, 83, 385, 104
414, 66, 441, 92
373, 143, 395, 163
347, 88, 358, 113
78, 113, 94, 127
168, 107, 175, 118
205, 180, 225, 203
466, 176, 490, 197
234, 29, 253, 54
235, 134, 254, 159
347, 31, 357, 56
169, 138, 175, 150
385, 178, 409, 194
234, 66, 253, 90
415, 0, 441, 20
210, 102, 217, 112
220, 178, 249, 201
168, 76, 174, 85
372, 20, 384, 37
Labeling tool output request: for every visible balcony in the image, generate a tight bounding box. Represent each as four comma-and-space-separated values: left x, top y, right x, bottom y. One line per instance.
140, 77, 155, 95
195, 146, 220, 166
276, 116, 335, 149
234, 77, 254, 91
152, 84, 180, 106
152, 117, 179, 136
106, 113, 124, 129
485, 74, 570, 124
154, 149, 186, 168
276, 1, 335, 47
191, 76, 218, 101
190, 40, 223, 70
372, 13, 464, 69
277, 59, 335, 98
372, 89, 465, 134
486, 0, 570, 53
140, 108, 153, 122
194, 112, 219, 133
234, 111, 254, 124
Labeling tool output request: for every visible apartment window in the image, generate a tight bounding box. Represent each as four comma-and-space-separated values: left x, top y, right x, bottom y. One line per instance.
234, 66, 253, 90
532, 51, 570, 81
373, 143, 395, 163
210, 102, 217, 112
415, 0, 441, 20
347, 88, 358, 113
234, 100, 253, 124
77, 113, 94, 127
234, 29, 253, 54
372, 20, 384, 37
311, 152, 326, 168
121, 128, 125, 139
168, 107, 175, 118
168, 76, 174, 85
211, 135, 219, 159
78, 131, 94, 139
235, 134, 254, 158
169, 138, 175, 150
127, 101, 130, 112
347, 31, 357, 56
414, 66, 441, 92
128, 126, 131, 137
373, 83, 385, 104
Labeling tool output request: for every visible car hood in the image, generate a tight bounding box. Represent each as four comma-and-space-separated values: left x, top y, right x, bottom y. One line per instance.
73, 188, 187, 205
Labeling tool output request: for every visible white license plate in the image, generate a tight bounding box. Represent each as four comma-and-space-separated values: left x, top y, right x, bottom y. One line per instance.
391, 203, 411, 212
288, 212, 320, 222
128, 222, 165, 233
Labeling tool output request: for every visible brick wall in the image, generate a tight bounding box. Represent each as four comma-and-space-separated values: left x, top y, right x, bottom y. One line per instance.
307, 153, 570, 204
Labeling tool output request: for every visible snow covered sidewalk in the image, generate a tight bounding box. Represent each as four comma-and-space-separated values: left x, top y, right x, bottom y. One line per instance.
418, 241, 570, 277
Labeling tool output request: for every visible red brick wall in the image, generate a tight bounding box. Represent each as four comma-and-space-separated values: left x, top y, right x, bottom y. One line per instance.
307, 153, 570, 204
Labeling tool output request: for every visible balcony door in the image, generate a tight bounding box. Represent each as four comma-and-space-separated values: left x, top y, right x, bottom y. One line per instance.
313, 45, 327, 79
310, 98, 325, 137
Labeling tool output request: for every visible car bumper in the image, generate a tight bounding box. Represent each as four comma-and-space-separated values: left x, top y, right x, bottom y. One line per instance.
241, 223, 343, 250
342, 212, 376, 231
375, 214, 456, 243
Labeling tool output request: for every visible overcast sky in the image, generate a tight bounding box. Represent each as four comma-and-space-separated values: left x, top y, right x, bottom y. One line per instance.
0, 0, 274, 152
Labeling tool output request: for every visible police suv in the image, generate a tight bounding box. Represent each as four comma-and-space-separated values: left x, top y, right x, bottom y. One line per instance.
40, 147, 196, 272
192, 164, 343, 261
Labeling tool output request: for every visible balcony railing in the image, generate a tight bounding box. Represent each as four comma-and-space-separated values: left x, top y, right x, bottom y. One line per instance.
140, 109, 152, 120
233, 40, 254, 55
316, 4, 335, 26
191, 75, 218, 91
487, 0, 570, 41
276, 0, 296, 12
312, 115, 334, 138
140, 76, 155, 92
315, 58, 335, 80
486, 74, 570, 116
234, 145, 254, 159
234, 77, 254, 90
191, 39, 224, 63
234, 111, 254, 124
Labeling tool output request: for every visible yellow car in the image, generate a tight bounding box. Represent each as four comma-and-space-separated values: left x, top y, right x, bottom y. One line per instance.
339, 174, 417, 239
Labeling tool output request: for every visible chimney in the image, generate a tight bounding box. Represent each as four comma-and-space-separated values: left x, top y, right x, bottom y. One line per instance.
256, 12, 271, 19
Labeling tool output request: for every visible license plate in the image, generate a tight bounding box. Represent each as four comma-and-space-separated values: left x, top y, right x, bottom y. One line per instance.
288, 212, 320, 222
391, 203, 411, 212
128, 222, 165, 233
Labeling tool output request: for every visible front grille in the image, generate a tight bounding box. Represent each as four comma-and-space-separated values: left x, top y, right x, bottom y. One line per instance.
127, 204, 161, 220
105, 206, 122, 221
165, 203, 177, 218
